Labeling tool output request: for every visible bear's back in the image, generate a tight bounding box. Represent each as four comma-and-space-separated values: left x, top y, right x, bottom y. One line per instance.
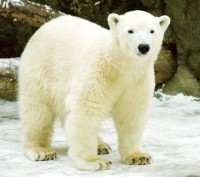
20, 15, 108, 80
22, 15, 107, 63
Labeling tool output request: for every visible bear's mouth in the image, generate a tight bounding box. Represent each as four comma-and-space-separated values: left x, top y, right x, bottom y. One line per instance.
137, 52, 148, 56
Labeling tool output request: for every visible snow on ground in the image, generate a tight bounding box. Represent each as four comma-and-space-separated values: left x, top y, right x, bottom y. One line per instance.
0, 92, 200, 177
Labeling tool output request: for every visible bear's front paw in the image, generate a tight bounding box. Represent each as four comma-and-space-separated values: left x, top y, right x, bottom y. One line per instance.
76, 158, 112, 171
97, 143, 112, 155
123, 152, 152, 165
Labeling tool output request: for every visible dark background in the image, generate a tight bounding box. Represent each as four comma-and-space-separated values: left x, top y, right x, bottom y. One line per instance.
0, 0, 200, 97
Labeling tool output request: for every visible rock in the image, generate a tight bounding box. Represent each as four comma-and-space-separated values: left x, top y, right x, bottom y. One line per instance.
162, 0, 200, 96
155, 46, 177, 85
163, 63, 200, 97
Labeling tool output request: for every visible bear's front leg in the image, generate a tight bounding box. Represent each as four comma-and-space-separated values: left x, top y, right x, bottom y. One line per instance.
66, 112, 112, 171
65, 56, 118, 170
112, 96, 152, 165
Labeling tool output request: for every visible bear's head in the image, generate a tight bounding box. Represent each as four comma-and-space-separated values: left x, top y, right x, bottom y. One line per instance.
108, 10, 170, 61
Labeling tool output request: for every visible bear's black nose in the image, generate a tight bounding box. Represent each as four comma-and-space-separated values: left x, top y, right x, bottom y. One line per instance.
138, 44, 150, 54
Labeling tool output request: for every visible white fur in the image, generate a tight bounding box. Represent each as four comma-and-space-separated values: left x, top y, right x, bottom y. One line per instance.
19, 10, 170, 171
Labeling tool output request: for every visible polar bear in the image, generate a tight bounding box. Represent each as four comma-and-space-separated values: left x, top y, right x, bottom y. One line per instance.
19, 10, 170, 171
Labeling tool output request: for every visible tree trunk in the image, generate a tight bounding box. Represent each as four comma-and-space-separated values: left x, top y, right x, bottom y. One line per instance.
0, 58, 19, 100
0, 0, 63, 27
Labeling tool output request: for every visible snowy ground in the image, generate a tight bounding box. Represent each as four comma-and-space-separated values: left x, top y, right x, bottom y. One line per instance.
0, 92, 200, 177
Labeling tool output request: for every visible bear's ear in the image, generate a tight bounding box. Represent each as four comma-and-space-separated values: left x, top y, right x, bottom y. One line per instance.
158, 15, 170, 32
108, 13, 120, 29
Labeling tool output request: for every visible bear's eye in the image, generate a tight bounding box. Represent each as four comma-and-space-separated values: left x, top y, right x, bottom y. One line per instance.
150, 30, 155, 34
128, 30, 134, 34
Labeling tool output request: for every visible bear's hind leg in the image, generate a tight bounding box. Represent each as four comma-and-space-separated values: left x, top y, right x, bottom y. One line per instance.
97, 137, 112, 155
20, 99, 56, 161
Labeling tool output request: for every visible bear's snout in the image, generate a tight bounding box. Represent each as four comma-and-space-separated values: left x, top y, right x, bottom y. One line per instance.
138, 44, 150, 54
